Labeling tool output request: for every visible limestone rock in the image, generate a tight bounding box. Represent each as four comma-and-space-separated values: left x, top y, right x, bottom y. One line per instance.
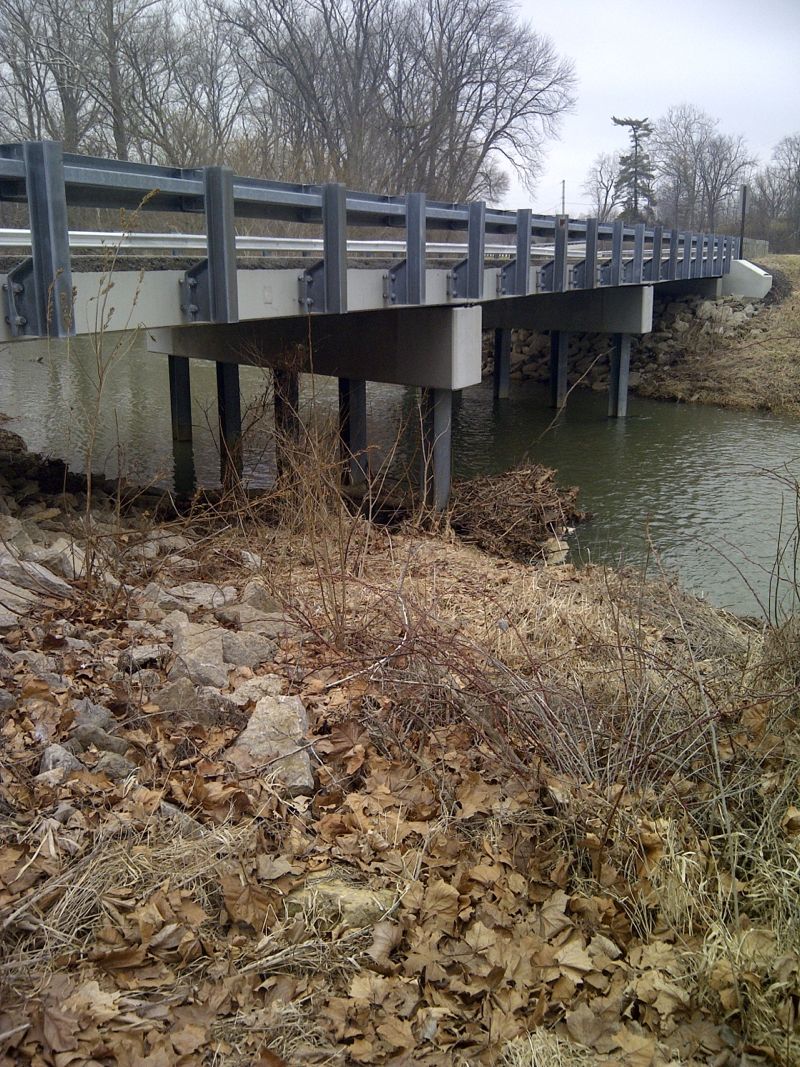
158, 801, 205, 839
71, 724, 130, 755
215, 602, 293, 638
225, 693, 313, 795
73, 698, 115, 732
123, 668, 163, 690
154, 676, 239, 725
40, 743, 84, 776
221, 630, 275, 668
166, 581, 237, 611
95, 752, 137, 781
169, 657, 229, 689
0, 690, 14, 712
230, 675, 283, 707
118, 643, 172, 672
241, 580, 282, 613
0, 549, 72, 599
139, 583, 186, 612
0, 514, 34, 553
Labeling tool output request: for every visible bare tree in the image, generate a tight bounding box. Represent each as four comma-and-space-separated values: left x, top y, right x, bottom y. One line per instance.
652, 104, 713, 229
217, 0, 575, 198
652, 105, 752, 231
582, 151, 622, 221
749, 133, 800, 251
0, 0, 99, 149
697, 132, 752, 231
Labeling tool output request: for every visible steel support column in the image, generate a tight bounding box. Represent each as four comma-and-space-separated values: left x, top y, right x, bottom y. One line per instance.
420, 387, 453, 511
168, 354, 192, 442
549, 330, 569, 409
168, 351, 195, 495
216, 362, 242, 481
274, 368, 300, 480
493, 328, 511, 399
608, 334, 631, 418
338, 377, 368, 485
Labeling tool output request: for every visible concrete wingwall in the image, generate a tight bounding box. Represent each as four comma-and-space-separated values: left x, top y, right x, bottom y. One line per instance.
721, 260, 773, 300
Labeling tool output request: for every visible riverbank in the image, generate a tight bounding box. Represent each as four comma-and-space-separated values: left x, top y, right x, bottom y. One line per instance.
486, 255, 799, 416
635, 255, 800, 414
1, 435, 799, 1065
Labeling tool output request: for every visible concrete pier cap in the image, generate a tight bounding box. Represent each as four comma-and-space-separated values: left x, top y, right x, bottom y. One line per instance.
721, 260, 773, 300
147, 304, 484, 391
481, 284, 654, 335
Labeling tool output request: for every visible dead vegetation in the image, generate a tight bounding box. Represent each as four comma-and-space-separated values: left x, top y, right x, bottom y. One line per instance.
1, 423, 799, 1066
637, 254, 800, 414
449, 465, 583, 563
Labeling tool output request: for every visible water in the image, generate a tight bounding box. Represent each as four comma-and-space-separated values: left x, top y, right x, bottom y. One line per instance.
2, 333, 799, 618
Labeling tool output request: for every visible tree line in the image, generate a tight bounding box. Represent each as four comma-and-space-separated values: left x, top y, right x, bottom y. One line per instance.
583, 105, 800, 252
0, 0, 576, 203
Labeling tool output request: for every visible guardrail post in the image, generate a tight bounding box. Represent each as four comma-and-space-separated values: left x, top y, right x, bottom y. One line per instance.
206, 166, 239, 322
420, 387, 453, 512
691, 234, 701, 279
498, 207, 531, 297
406, 192, 426, 305
584, 217, 598, 289
494, 207, 530, 398
203, 166, 242, 482
681, 231, 693, 280
609, 334, 631, 417
649, 224, 663, 282
4, 141, 73, 338
553, 214, 569, 292
386, 192, 426, 306
610, 219, 624, 287
323, 182, 348, 313
451, 201, 486, 299
724, 237, 733, 274
631, 223, 645, 283
514, 208, 532, 296
668, 229, 679, 280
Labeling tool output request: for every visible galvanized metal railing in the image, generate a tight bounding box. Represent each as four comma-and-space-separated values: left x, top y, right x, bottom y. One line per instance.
0, 140, 738, 340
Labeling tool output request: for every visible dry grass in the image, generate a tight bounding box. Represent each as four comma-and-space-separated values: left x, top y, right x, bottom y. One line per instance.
500, 1031, 598, 1066
3, 382, 800, 1064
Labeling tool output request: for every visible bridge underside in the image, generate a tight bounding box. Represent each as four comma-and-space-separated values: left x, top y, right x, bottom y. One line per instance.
0, 262, 726, 508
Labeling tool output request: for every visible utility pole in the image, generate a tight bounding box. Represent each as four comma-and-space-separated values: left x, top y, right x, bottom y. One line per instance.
739, 184, 748, 258
561, 180, 566, 215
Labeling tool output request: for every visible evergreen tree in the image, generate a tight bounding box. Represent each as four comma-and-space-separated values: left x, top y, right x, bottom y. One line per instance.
612, 115, 656, 221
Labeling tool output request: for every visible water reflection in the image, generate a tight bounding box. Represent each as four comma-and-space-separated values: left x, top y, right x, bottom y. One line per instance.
1, 332, 798, 618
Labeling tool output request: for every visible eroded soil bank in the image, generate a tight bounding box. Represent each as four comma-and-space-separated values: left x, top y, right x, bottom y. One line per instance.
1, 435, 799, 1066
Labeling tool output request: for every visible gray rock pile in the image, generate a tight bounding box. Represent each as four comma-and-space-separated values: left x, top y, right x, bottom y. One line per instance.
0, 430, 317, 803
482, 291, 765, 395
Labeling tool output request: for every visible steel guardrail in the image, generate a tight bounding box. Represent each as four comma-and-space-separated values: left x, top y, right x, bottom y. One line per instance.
0, 140, 738, 338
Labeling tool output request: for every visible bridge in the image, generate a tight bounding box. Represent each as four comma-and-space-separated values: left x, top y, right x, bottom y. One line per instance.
0, 140, 753, 507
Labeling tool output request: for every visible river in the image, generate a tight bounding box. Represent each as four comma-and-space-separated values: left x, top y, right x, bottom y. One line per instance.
1, 333, 798, 619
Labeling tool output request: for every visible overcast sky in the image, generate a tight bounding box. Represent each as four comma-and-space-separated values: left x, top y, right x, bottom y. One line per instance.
504, 0, 800, 215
